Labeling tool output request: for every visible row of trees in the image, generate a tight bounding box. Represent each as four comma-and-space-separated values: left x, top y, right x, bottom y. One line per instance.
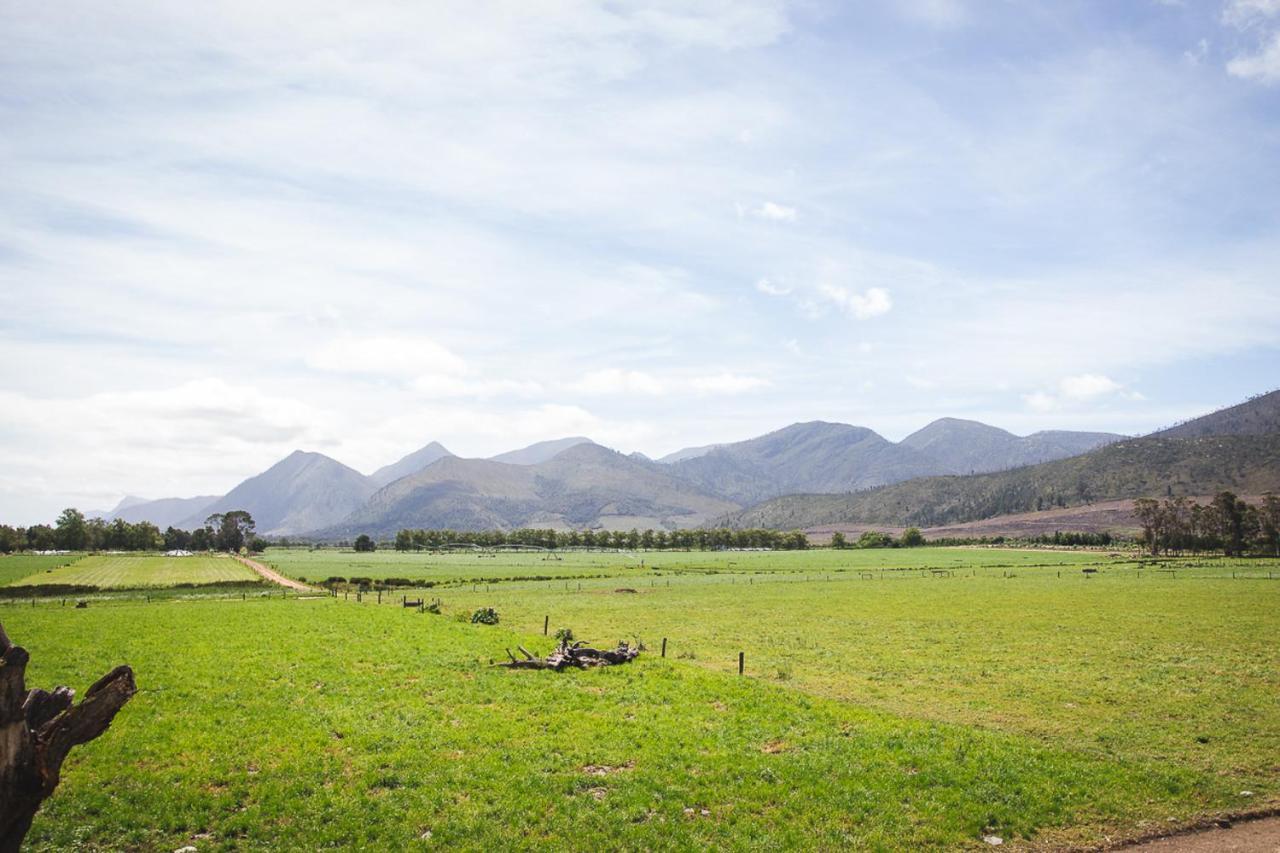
0, 508, 259, 554
830, 528, 925, 549
1133, 492, 1280, 556
392, 527, 811, 552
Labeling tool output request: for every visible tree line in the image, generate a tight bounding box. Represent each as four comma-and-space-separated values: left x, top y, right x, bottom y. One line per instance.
0, 508, 261, 554
393, 527, 811, 551
1133, 491, 1280, 556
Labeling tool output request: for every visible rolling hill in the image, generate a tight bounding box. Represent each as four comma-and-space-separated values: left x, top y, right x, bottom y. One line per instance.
105, 495, 221, 529
321, 442, 739, 537
718, 434, 1280, 530
899, 418, 1120, 474
1152, 389, 1280, 439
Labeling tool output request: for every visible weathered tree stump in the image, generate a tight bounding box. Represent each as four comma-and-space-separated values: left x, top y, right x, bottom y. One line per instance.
0, 622, 136, 852
499, 639, 640, 671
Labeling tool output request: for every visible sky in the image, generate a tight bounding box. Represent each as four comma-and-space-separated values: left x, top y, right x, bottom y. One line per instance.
2, 0, 1280, 524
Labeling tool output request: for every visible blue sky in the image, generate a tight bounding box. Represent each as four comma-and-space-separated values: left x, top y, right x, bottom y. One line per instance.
2, 0, 1279, 523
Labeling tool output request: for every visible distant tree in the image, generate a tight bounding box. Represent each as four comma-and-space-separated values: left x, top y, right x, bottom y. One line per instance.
26, 525, 56, 550
857, 530, 894, 548
249, 536, 270, 553
1132, 498, 1164, 555
1211, 491, 1247, 557
163, 526, 192, 551
189, 527, 213, 551
1260, 492, 1280, 557
206, 511, 255, 553
353, 534, 376, 553
830, 531, 847, 549
900, 527, 925, 547
0, 525, 26, 553
54, 508, 88, 551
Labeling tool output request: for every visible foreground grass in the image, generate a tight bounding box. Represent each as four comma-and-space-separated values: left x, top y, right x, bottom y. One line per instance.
441, 561, 1280, 789
6, 599, 1229, 850
9, 553, 259, 588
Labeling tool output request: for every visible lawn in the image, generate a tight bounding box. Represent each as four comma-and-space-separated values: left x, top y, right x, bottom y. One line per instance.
3, 597, 1226, 851
8, 553, 260, 589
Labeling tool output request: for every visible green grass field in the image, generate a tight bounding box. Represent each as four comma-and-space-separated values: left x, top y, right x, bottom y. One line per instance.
0, 553, 83, 586
265, 545, 1114, 587
3, 547, 1277, 849
8, 553, 260, 589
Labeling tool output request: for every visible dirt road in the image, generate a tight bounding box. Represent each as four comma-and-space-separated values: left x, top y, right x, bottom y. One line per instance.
235, 556, 317, 592
1114, 815, 1280, 852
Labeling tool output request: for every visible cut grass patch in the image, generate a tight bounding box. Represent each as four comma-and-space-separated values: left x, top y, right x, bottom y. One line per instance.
9, 553, 259, 589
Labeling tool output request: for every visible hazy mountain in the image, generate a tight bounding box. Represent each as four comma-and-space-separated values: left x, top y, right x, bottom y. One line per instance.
1152, 389, 1280, 439
900, 418, 1122, 474
369, 441, 453, 488
187, 450, 376, 536
490, 436, 593, 465
666, 422, 942, 505
657, 443, 725, 464
718, 434, 1280, 531
87, 495, 148, 519
109, 495, 221, 529
323, 443, 738, 537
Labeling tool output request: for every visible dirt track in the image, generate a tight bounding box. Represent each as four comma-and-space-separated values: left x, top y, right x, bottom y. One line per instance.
235, 556, 316, 592
1115, 815, 1280, 852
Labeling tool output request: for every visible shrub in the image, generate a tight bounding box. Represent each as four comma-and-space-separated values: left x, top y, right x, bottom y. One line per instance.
470, 607, 500, 625
553, 627, 574, 643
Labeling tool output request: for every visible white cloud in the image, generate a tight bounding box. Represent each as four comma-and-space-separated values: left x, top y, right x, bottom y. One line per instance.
1224, 0, 1280, 27
571, 369, 668, 396
307, 335, 468, 378
687, 372, 771, 394
1059, 373, 1124, 400
1022, 374, 1142, 412
755, 277, 792, 296
753, 201, 797, 221
899, 0, 968, 28
1228, 31, 1280, 82
817, 284, 893, 319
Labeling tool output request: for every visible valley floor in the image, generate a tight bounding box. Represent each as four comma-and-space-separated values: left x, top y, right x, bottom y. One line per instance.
3, 547, 1277, 849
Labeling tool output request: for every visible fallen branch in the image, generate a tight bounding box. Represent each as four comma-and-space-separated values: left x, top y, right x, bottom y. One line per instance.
0, 622, 136, 852
499, 639, 640, 671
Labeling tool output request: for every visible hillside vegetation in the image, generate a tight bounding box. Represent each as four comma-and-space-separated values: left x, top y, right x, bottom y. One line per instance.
721, 434, 1280, 529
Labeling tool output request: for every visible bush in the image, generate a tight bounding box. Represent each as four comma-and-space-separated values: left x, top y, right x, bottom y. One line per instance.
470, 607, 500, 625
553, 627, 574, 643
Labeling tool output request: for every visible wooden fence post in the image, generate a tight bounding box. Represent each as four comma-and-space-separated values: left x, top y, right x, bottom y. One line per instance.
543, 615, 549, 636
738, 651, 744, 675
661, 638, 667, 658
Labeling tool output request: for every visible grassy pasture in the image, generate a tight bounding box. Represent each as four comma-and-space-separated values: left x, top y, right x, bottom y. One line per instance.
0, 553, 83, 586
4, 547, 1277, 849
264, 546, 1111, 586
4, 597, 1226, 851
9, 553, 259, 589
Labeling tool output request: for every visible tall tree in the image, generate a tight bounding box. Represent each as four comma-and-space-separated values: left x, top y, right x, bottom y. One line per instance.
54, 508, 87, 551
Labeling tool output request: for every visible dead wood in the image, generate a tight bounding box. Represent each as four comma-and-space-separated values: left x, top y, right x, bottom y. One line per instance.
0, 623, 136, 852
498, 639, 640, 671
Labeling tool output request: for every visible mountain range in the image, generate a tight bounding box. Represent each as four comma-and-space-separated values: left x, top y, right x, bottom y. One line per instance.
91, 390, 1280, 537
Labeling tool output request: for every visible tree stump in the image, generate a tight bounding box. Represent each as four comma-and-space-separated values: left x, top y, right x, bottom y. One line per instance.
0, 622, 136, 852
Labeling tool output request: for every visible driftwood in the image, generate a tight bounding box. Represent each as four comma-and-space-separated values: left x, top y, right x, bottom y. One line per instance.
500, 639, 640, 671
0, 622, 136, 852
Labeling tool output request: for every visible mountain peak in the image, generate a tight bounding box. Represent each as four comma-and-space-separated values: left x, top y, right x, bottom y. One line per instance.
369, 441, 455, 488
491, 436, 594, 465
